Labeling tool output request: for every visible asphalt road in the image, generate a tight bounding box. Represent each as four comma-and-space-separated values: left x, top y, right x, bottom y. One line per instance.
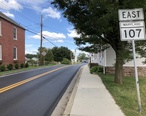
0, 63, 85, 116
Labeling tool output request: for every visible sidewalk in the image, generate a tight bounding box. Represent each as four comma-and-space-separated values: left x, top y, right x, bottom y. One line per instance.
64, 65, 125, 116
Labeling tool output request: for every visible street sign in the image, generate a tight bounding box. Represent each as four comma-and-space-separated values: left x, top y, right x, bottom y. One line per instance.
42, 51, 47, 56
119, 9, 145, 41
120, 21, 145, 41
118, 8, 144, 112
118, 8, 144, 21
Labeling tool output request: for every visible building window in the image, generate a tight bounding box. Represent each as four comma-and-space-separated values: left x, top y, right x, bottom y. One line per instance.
14, 27, 17, 40
0, 21, 1, 36
0, 44, 2, 60
14, 46, 17, 60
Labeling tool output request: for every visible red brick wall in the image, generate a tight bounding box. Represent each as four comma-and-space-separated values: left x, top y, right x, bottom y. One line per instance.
0, 18, 25, 65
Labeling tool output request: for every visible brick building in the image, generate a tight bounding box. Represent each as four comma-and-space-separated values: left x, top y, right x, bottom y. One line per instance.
0, 12, 25, 65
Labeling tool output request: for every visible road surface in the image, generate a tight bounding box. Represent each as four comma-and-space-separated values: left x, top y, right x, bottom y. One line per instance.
0, 64, 85, 116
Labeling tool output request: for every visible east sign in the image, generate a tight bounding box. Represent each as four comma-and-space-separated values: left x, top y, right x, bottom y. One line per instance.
118, 8, 144, 21
118, 8, 145, 41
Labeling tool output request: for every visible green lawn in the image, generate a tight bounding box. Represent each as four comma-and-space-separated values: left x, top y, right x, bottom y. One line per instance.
99, 74, 146, 116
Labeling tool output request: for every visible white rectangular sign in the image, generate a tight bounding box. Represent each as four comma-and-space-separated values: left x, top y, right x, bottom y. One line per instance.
120, 27, 145, 41
120, 21, 144, 28
118, 8, 144, 21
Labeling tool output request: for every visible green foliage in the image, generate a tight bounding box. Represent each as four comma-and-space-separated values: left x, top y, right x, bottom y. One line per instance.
77, 53, 88, 62
20, 63, 24, 68
61, 58, 71, 64
0, 65, 6, 71
51, 0, 146, 84
49, 61, 58, 65
25, 53, 37, 59
52, 46, 72, 62
90, 66, 103, 74
7, 64, 13, 70
25, 62, 29, 68
97, 66, 103, 72
45, 49, 54, 62
14, 63, 19, 69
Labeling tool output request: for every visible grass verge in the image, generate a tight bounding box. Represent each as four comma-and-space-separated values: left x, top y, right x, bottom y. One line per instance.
0, 64, 56, 77
98, 74, 146, 116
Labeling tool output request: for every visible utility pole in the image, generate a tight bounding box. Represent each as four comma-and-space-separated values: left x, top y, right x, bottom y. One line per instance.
40, 15, 43, 65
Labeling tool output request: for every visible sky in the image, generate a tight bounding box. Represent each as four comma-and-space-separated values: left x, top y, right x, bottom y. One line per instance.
0, 0, 84, 55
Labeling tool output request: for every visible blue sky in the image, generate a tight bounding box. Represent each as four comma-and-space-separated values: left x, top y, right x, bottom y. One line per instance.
0, 0, 82, 55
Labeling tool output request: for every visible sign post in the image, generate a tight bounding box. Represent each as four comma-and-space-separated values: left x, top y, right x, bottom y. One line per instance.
118, 8, 145, 112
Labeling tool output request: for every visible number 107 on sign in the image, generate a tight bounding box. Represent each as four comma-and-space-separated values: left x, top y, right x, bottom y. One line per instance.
120, 27, 145, 41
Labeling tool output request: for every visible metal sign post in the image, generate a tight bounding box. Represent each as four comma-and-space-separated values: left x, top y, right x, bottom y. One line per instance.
118, 8, 145, 112
132, 40, 142, 112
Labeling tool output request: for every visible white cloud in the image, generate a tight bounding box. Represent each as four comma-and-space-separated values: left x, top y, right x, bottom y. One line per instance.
3, 12, 14, 18
31, 31, 66, 42
0, 0, 22, 11
0, 0, 61, 20
55, 39, 64, 43
43, 31, 66, 39
17, 0, 46, 5
42, 7, 61, 19
67, 29, 81, 38
25, 44, 39, 54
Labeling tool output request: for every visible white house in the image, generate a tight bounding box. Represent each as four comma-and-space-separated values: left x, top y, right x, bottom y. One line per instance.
90, 45, 146, 77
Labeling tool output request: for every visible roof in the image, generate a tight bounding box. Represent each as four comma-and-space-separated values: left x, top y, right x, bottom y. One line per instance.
0, 12, 25, 30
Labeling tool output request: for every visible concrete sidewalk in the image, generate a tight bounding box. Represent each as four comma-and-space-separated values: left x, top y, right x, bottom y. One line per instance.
64, 65, 125, 116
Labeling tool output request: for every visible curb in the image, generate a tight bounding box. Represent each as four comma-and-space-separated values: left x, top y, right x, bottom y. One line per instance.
51, 66, 83, 116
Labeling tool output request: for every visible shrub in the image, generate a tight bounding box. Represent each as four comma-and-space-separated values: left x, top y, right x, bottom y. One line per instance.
61, 58, 71, 64
97, 66, 103, 72
14, 63, 19, 69
20, 63, 24, 68
90, 66, 98, 74
49, 61, 57, 65
0, 65, 6, 71
90, 66, 103, 74
25, 62, 29, 68
7, 64, 13, 70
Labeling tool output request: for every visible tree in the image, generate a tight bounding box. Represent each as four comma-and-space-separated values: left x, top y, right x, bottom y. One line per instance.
51, 0, 146, 84
78, 53, 87, 62
38, 47, 54, 63
52, 46, 72, 62
25, 54, 37, 59
45, 49, 54, 62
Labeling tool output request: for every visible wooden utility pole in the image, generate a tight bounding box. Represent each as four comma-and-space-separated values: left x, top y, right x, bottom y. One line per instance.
40, 15, 43, 65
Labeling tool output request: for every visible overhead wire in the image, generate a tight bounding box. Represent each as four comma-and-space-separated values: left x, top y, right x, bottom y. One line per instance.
0, 1, 76, 48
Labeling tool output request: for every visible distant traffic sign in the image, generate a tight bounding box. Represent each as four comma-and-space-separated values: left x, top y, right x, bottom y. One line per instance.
42, 51, 47, 56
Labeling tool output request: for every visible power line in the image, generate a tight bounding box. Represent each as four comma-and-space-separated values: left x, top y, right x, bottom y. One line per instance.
43, 37, 57, 47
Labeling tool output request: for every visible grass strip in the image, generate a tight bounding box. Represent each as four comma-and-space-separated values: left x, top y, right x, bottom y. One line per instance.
99, 74, 146, 116
0, 64, 55, 77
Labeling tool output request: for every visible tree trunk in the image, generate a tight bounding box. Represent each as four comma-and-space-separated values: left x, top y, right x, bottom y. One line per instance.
114, 51, 124, 84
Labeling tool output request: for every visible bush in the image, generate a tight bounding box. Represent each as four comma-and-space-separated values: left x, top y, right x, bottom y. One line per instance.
25, 62, 29, 68
49, 61, 57, 65
97, 66, 103, 72
20, 63, 24, 68
61, 58, 71, 64
0, 65, 6, 71
90, 66, 103, 74
90, 66, 98, 74
7, 64, 13, 70
14, 63, 19, 69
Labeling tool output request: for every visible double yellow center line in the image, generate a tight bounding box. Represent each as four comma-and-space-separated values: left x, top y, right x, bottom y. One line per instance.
0, 66, 68, 93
